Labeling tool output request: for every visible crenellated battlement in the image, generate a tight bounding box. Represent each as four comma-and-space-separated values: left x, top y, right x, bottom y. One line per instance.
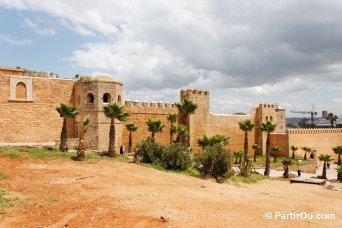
124, 100, 176, 109
259, 103, 276, 109
287, 128, 342, 134
180, 88, 209, 97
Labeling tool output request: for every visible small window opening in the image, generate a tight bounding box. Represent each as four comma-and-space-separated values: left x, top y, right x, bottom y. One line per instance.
87, 93, 95, 103
16, 82, 27, 99
118, 95, 122, 103
103, 93, 111, 103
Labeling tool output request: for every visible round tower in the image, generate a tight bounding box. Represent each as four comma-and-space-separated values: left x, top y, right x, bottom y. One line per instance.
74, 76, 123, 152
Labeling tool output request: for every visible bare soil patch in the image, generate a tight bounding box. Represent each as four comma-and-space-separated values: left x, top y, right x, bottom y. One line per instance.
0, 157, 341, 227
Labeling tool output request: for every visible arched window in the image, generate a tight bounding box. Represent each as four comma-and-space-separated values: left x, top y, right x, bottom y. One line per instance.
16, 82, 27, 99
117, 95, 122, 103
103, 93, 111, 103
266, 116, 269, 121
270, 116, 273, 122
87, 93, 95, 103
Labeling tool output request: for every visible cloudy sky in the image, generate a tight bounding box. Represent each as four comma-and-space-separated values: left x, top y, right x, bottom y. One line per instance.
0, 0, 341, 117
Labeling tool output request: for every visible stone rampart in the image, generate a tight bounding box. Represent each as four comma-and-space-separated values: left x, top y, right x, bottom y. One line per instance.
123, 100, 178, 151
0, 75, 75, 144
287, 128, 342, 162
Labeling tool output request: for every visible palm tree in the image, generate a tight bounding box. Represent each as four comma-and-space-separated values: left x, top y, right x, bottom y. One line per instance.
198, 135, 229, 149
146, 119, 165, 141
252, 144, 260, 162
175, 99, 198, 146
76, 119, 90, 161
332, 146, 342, 165
281, 158, 294, 178
175, 124, 188, 145
126, 124, 138, 153
104, 103, 129, 156
271, 146, 281, 162
259, 121, 276, 176
337, 166, 342, 182
233, 150, 244, 164
301, 146, 311, 160
211, 135, 229, 146
318, 154, 333, 179
167, 114, 178, 144
291, 145, 299, 159
325, 113, 338, 128
56, 103, 78, 152
198, 135, 211, 149
238, 120, 255, 162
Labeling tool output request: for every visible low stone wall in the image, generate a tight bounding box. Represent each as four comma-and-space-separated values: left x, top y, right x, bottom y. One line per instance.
290, 160, 317, 174
54, 138, 79, 150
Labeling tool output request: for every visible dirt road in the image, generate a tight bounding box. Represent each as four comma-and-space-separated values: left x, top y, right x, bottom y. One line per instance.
0, 157, 341, 227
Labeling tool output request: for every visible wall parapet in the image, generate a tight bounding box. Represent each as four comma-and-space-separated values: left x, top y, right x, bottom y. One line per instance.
180, 88, 209, 96
287, 128, 342, 134
124, 100, 176, 109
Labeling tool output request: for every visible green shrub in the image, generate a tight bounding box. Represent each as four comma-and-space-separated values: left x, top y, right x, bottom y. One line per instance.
161, 143, 192, 170
239, 159, 253, 177
195, 144, 233, 182
137, 137, 164, 163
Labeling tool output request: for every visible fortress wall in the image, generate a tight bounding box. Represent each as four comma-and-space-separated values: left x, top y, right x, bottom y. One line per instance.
123, 101, 178, 151
287, 128, 342, 162
206, 114, 255, 154
0, 75, 75, 143
269, 133, 289, 157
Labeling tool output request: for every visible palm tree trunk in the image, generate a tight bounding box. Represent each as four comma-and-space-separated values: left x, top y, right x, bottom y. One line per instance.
76, 131, 85, 161
128, 131, 132, 153
244, 131, 248, 162
186, 114, 190, 147
59, 118, 68, 152
331, 119, 334, 128
304, 152, 307, 160
283, 166, 289, 178
108, 118, 115, 156
170, 123, 173, 144
322, 161, 327, 179
273, 152, 277, 162
264, 133, 271, 176
338, 154, 341, 166
292, 151, 295, 159
253, 150, 257, 162
151, 132, 155, 141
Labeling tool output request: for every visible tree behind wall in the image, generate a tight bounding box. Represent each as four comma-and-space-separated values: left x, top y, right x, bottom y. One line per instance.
325, 113, 338, 128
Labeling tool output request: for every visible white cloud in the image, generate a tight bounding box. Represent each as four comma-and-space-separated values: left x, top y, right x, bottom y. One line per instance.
1, 0, 342, 116
0, 34, 32, 45
23, 18, 56, 36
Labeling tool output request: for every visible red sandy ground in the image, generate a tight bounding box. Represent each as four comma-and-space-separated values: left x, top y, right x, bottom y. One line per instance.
0, 156, 341, 227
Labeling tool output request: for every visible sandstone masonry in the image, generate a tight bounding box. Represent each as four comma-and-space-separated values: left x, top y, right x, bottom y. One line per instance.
0, 67, 341, 162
